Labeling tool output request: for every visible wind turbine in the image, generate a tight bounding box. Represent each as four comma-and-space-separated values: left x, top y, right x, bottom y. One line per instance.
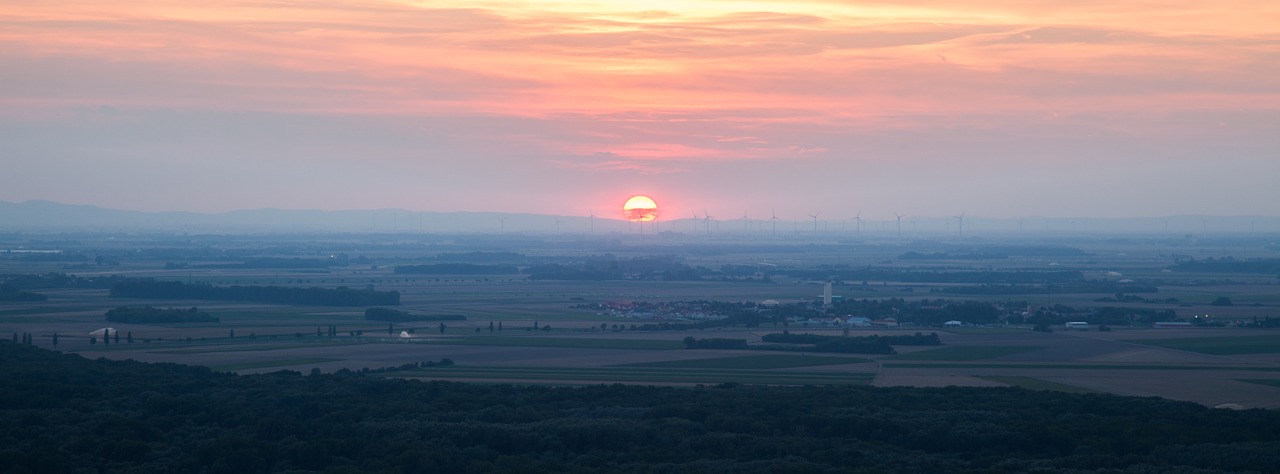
809, 212, 820, 236
703, 209, 713, 236
953, 211, 967, 242
554, 217, 561, 234
691, 211, 699, 234
769, 209, 779, 237
587, 210, 595, 233
850, 210, 863, 238
741, 210, 751, 233
892, 211, 905, 239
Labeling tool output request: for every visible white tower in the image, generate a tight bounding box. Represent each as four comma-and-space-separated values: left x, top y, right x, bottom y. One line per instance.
823, 281, 833, 307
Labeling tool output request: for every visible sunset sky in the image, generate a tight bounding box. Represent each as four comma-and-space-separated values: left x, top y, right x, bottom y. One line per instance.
2, 1, 1277, 221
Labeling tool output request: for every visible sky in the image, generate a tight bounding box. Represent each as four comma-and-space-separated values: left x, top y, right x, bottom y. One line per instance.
2, 0, 1278, 222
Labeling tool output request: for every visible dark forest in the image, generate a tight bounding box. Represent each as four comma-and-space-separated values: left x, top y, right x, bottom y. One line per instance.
3, 342, 1278, 473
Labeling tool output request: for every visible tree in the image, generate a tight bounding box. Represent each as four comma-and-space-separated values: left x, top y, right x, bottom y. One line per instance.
1211, 296, 1234, 306
126, 331, 133, 344
52, 332, 58, 348
942, 301, 1001, 325
489, 321, 494, 334
438, 322, 446, 335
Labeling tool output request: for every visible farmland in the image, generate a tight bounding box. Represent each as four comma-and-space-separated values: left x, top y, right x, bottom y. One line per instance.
3, 230, 1280, 408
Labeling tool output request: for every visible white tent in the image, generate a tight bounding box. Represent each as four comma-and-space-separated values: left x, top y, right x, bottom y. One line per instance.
89, 327, 117, 337
399, 331, 412, 338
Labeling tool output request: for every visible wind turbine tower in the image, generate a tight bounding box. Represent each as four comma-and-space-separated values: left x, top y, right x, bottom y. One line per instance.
809, 212, 820, 236
953, 212, 967, 242
892, 211, 905, 240
769, 209, 779, 237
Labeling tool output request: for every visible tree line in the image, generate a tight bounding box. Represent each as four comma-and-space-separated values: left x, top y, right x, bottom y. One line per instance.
109, 278, 400, 306
105, 306, 219, 324
763, 331, 942, 346
682, 332, 941, 355
364, 307, 465, 322
394, 264, 518, 275
526, 256, 703, 281
0, 272, 123, 290
0, 284, 46, 302
165, 258, 335, 270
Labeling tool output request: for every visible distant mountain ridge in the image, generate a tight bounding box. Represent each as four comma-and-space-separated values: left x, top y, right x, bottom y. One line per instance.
0, 200, 1276, 235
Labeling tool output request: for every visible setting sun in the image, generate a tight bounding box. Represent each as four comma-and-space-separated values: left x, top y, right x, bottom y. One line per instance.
622, 195, 658, 222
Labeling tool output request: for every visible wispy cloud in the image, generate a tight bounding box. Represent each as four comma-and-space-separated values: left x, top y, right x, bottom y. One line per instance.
1, 0, 1276, 215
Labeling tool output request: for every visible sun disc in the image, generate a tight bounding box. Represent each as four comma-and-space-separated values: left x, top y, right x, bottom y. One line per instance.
623, 195, 658, 222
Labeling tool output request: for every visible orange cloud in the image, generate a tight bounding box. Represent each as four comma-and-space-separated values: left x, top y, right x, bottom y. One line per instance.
2, 0, 1277, 176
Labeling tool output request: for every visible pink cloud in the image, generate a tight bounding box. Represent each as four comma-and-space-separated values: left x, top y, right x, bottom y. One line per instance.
1, 1, 1277, 216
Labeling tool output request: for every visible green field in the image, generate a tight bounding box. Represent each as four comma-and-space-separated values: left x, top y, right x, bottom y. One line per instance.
976, 375, 1097, 394
940, 327, 1032, 335
427, 336, 684, 350
617, 354, 870, 369
886, 362, 1280, 371
393, 365, 874, 386
212, 358, 341, 371
0, 306, 88, 317
1238, 379, 1280, 388
212, 309, 358, 323
1123, 335, 1280, 355
886, 346, 1045, 361
147, 340, 365, 354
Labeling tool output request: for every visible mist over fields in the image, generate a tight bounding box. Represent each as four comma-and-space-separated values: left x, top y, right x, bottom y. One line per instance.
3, 200, 1277, 235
